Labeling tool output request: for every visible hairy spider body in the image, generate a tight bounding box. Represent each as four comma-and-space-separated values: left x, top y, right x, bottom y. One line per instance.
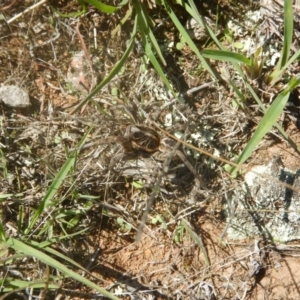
125, 125, 160, 153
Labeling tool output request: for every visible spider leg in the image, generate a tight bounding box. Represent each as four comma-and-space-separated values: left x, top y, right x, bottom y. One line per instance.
175, 150, 206, 189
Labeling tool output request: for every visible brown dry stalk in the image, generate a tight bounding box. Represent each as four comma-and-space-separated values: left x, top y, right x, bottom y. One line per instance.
1, 0, 18, 11
150, 121, 300, 194
6, 0, 48, 24
74, 22, 95, 93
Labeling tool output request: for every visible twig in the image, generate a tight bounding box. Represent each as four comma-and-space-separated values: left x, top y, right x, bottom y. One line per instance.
74, 22, 95, 93
7, 0, 48, 24
150, 122, 300, 193
1, 0, 18, 11
151, 121, 235, 166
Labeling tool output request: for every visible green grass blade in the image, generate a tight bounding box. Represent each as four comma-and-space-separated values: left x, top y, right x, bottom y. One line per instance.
134, 4, 163, 60
142, 32, 177, 98
287, 76, 300, 91
187, 0, 223, 49
111, 5, 133, 37
133, 1, 166, 66
0, 147, 7, 179
176, 0, 223, 50
231, 90, 290, 176
162, 0, 217, 80
229, 79, 245, 103
268, 0, 293, 84
281, 0, 293, 68
42, 245, 94, 273
134, 3, 178, 99
1, 279, 58, 292
70, 15, 138, 114
44, 247, 103, 282
181, 219, 210, 267
246, 80, 300, 155
118, 0, 129, 6
83, 0, 119, 13
34, 228, 89, 248
50, 4, 86, 18
25, 127, 93, 234
5, 238, 119, 300
146, 27, 167, 66
0, 223, 6, 240
202, 49, 251, 65
32, 236, 103, 281
269, 49, 300, 85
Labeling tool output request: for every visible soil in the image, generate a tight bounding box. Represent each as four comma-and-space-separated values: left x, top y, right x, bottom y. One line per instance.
1, 0, 300, 299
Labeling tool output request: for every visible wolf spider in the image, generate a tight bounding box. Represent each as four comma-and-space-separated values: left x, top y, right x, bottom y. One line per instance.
105, 125, 205, 188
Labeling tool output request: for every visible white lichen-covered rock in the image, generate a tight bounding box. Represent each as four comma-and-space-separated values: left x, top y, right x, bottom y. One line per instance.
226, 157, 300, 242
0, 85, 30, 108
185, 17, 219, 40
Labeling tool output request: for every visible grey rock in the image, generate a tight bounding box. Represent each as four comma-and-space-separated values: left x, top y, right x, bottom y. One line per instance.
0, 85, 31, 108
226, 157, 300, 242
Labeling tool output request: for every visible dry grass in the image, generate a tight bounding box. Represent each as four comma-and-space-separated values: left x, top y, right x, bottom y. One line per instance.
1, 0, 300, 299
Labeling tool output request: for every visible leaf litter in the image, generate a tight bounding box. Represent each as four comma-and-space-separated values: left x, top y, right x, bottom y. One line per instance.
1, 0, 300, 299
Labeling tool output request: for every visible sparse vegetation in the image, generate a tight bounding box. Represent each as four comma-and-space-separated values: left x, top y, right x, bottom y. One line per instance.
1, 0, 300, 299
